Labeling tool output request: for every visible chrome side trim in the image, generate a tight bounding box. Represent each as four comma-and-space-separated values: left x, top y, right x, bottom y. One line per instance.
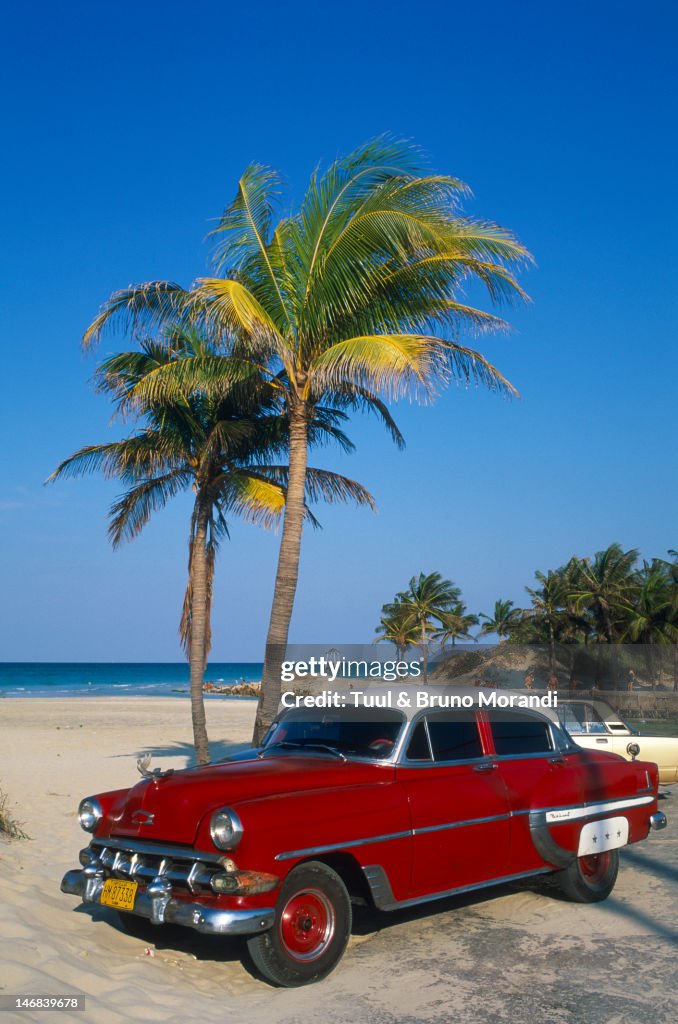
362, 864, 553, 912
413, 812, 510, 837
91, 837, 223, 863
274, 830, 411, 862
275, 793, 656, 863
61, 869, 274, 935
544, 795, 654, 824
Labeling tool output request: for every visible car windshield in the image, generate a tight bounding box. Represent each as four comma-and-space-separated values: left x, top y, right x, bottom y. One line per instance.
262, 707, 405, 760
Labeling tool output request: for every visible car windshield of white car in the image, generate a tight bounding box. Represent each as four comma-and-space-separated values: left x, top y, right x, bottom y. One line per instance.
262, 708, 405, 760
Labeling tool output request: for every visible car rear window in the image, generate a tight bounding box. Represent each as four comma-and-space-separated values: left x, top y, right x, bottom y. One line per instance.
488, 712, 553, 755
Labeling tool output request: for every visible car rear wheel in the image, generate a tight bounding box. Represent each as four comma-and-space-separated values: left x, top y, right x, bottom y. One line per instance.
553, 849, 619, 902
246, 861, 352, 987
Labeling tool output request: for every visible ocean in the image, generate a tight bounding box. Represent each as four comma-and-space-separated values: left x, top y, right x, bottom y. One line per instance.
0, 663, 263, 699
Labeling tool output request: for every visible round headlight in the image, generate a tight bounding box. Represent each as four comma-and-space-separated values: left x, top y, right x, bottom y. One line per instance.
78, 797, 102, 833
210, 808, 243, 850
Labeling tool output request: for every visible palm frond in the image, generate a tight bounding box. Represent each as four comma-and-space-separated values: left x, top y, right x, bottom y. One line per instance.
47, 434, 188, 484
83, 282, 189, 349
107, 470, 192, 546
260, 465, 376, 511
209, 164, 292, 331
307, 334, 449, 402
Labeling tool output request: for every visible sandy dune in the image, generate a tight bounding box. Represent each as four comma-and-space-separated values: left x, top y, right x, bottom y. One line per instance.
1, 697, 676, 1024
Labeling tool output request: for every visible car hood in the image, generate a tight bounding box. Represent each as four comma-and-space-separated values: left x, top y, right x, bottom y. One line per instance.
101, 755, 391, 845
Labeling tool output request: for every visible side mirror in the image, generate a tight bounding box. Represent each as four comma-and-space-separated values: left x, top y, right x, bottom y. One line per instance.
627, 742, 641, 759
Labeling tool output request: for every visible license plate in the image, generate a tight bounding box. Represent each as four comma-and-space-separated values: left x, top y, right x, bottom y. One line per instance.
100, 879, 138, 911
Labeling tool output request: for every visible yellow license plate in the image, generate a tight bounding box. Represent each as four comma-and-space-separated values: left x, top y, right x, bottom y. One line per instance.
100, 879, 138, 911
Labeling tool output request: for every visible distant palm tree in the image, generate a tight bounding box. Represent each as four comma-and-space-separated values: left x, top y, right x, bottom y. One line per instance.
391, 572, 464, 681
81, 137, 531, 741
375, 602, 420, 660
622, 564, 678, 688
525, 569, 572, 669
434, 604, 479, 648
49, 332, 374, 763
568, 544, 639, 644
478, 599, 519, 639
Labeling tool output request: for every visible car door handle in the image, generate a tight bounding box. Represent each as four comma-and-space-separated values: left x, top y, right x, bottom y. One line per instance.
549, 756, 566, 766
595, 738, 609, 744
474, 762, 499, 772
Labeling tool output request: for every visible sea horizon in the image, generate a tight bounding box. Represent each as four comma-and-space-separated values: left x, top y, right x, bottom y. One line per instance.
0, 662, 264, 699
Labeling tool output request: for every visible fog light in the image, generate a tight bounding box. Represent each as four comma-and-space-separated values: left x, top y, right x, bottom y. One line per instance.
211, 873, 240, 893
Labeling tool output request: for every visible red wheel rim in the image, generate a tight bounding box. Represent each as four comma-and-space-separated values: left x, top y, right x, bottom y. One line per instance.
279, 887, 336, 962
579, 851, 611, 883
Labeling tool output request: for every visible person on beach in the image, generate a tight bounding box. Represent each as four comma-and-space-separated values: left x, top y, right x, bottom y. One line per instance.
547, 672, 559, 691
523, 671, 535, 690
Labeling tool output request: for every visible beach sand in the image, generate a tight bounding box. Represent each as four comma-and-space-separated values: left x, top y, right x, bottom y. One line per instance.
1, 697, 677, 1024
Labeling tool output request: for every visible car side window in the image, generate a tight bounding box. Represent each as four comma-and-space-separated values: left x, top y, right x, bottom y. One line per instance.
557, 702, 607, 735
426, 712, 483, 762
406, 720, 432, 761
488, 711, 553, 755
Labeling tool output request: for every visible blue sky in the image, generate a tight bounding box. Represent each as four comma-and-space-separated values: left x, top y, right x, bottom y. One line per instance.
1, 0, 676, 661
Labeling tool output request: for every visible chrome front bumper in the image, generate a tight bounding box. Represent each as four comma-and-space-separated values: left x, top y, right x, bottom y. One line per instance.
60, 867, 274, 936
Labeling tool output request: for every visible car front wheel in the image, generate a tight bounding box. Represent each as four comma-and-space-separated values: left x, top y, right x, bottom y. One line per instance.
553, 849, 619, 903
246, 861, 352, 987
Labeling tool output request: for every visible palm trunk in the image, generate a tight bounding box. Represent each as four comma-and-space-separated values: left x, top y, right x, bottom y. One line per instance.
421, 620, 428, 684
253, 406, 309, 744
548, 621, 555, 671
189, 504, 211, 765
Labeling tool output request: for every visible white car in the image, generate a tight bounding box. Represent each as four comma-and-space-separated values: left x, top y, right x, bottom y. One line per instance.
557, 698, 678, 785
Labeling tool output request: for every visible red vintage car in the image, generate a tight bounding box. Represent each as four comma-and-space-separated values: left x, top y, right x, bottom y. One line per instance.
61, 688, 667, 986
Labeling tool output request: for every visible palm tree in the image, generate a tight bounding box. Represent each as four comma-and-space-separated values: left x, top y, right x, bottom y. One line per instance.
525, 569, 572, 669
478, 599, 519, 639
568, 544, 639, 644
375, 602, 420, 660
622, 563, 678, 688
434, 603, 479, 648
391, 572, 464, 681
49, 332, 374, 763
80, 137, 531, 741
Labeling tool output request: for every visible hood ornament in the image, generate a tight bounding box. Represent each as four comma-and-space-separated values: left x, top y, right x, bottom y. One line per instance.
136, 753, 175, 780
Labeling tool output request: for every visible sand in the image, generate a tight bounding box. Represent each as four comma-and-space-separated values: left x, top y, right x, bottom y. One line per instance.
1, 697, 676, 1024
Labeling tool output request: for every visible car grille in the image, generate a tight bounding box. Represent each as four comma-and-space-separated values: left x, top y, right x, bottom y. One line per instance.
87, 837, 223, 893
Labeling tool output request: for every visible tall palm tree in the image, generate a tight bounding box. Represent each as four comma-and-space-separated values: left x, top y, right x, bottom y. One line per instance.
49, 332, 374, 763
392, 572, 464, 681
478, 599, 520, 639
80, 137, 531, 741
